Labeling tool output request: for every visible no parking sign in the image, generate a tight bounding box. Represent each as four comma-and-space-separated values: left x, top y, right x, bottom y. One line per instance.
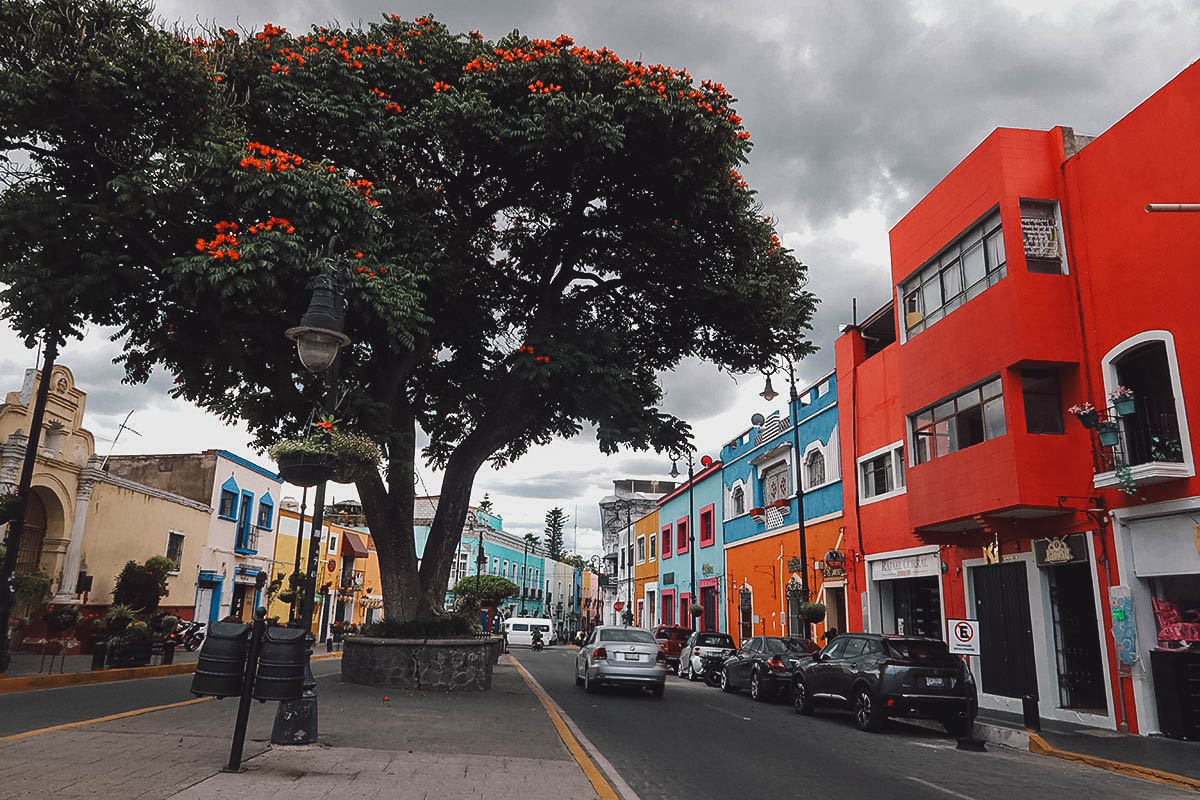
947, 618, 980, 655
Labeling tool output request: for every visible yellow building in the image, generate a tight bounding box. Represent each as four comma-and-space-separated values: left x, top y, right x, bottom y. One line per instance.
270, 507, 383, 640
0, 365, 210, 626
633, 510, 659, 628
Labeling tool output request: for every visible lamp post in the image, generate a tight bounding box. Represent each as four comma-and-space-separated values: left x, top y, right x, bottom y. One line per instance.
286, 487, 308, 626
760, 357, 811, 638
272, 257, 351, 745
669, 450, 697, 631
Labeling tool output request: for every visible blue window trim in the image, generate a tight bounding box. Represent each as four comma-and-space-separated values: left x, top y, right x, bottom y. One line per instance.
256, 492, 275, 530
206, 575, 224, 623
218, 477, 240, 521
235, 490, 256, 553
234, 547, 258, 556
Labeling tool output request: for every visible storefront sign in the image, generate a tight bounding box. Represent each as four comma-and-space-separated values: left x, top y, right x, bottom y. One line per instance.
1034, 534, 1088, 568
947, 618, 981, 655
823, 550, 847, 579
870, 552, 939, 581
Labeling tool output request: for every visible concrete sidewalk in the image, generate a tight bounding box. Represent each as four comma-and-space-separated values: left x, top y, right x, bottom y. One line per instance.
3, 648, 201, 677
0, 660, 600, 799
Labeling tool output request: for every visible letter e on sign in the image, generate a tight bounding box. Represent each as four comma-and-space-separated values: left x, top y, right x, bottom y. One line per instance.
947, 618, 980, 656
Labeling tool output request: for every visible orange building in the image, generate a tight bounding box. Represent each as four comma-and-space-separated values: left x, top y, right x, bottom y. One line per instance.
632, 510, 659, 628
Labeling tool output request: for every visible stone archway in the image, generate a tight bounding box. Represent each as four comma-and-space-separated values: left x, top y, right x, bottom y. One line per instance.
13, 485, 69, 581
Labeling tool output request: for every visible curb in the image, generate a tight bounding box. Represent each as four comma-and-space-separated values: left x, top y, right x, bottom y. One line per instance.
899, 716, 1030, 750
0, 652, 341, 694
1028, 734, 1200, 792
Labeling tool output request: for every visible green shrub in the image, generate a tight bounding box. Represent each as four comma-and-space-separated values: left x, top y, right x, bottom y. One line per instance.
359, 615, 474, 639
12, 571, 52, 621
449, 575, 518, 606
112, 558, 172, 613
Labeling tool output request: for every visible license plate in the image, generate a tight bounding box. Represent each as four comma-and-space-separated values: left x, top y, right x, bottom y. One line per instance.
623, 653, 640, 661
925, 676, 946, 688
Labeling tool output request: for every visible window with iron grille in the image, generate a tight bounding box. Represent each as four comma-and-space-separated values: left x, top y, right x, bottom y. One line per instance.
165, 532, 185, 572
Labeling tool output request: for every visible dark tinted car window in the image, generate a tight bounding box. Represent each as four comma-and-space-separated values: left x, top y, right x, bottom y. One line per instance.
885, 639, 952, 661
763, 637, 790, 652
511, 623, 529, 631
822, 638, 849, 659
783, 638, 819, 653
697, 633, 734, 648
841, 638, 866, 658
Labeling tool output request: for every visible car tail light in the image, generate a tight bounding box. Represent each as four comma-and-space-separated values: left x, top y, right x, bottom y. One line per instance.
767, 656, 787, 672
594, 647, 607, 660
656, 650, 666, 663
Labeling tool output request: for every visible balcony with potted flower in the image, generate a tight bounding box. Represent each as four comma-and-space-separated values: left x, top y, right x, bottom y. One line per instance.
1071, 387, 1190, 492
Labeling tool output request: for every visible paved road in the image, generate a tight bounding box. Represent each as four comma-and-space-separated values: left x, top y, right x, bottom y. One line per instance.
511, 646, 1187, 800
0, 658, 343, 736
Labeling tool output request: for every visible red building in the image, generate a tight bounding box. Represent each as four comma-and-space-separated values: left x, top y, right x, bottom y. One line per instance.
836, 61, 1200, 737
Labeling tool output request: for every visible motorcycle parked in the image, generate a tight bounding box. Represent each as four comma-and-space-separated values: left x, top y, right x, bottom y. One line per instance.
699, 652, 727, 688
176, 620, 206, 652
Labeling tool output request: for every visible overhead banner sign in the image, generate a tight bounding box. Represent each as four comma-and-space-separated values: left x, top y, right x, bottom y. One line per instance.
947, 618, 980, 655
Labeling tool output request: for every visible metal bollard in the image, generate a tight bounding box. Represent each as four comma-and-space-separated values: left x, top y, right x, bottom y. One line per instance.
1022, 694, 1041, 732
162, 637, 176, 666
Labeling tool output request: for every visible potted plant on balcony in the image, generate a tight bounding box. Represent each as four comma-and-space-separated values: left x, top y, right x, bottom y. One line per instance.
1096, 419, 1121, 447
1068, 401, 1099, 429
1108, 386, 1136, 417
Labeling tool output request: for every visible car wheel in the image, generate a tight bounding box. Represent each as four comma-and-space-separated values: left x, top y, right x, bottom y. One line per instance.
575, 663, 584, 687
678, 660, 688, 679
583, 669, 597, 694
854, 686, 884, 732
688, 659, 701, 682
792, 678, 815, 715
750, 671, 766, 702
720, 668, 735, 693
650, 683, 664, 698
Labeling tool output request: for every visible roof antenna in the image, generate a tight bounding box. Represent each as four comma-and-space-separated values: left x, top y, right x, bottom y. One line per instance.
100, 410, 142, 468
852, 297, 857, 327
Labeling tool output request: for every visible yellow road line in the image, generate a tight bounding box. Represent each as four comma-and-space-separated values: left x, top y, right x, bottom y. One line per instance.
0, 662, 199, 694
0, 697, 214, 743
507, 654, 620, 800
1028, 733, 1200, 791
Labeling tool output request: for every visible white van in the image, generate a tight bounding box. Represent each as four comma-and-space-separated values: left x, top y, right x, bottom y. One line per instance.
504, 617, 555, 647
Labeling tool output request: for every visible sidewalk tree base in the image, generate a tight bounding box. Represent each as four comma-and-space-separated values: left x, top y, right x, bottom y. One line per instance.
342, 636, 498, 692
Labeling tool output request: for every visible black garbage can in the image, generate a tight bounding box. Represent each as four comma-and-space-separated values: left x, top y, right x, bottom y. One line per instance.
253, 626, 307, 702
90, 641, 107, 671
161, 637, 177, 666
190, 622, 251, 698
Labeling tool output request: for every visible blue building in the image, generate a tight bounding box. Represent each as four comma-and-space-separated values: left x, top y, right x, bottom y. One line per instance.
719, 370, 845, 643
656, 458, 725, 632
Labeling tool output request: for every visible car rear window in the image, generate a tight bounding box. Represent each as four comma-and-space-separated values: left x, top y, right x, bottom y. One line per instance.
885, 639, 952, 661
697, 634, 734, 647
601, 629, 657, 644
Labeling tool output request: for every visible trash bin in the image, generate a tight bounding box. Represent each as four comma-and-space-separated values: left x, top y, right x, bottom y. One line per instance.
190, 622, 251, 698
253, 626, 307, 702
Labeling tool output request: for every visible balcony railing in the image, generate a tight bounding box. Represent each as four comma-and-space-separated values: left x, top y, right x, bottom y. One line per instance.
1094, 406, 1188, 489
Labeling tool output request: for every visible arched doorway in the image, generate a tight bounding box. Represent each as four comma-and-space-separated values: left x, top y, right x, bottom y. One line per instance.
14, 490, 47, 573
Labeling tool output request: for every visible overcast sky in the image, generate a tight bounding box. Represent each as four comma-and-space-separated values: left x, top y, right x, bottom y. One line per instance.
2, 0, 1196, 556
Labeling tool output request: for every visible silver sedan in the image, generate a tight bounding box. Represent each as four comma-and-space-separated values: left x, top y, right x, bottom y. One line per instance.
575, 626, 668, 697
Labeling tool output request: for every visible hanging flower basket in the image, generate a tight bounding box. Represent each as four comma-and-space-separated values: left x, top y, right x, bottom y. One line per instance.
1096, 420, 1121, 447
1108, 387, 1136, 417
1068, 402, 1099, 430
274, 450, 338, 486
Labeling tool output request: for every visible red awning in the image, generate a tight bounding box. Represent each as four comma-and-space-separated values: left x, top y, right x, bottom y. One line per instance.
342, 531, 369, 559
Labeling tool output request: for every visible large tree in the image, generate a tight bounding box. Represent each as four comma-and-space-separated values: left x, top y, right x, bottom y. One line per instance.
543, 507, 568, 561
2, 8, 817, 623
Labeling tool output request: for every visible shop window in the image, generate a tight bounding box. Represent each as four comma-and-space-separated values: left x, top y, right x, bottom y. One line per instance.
911, 377, 1005, 464
1151, 576, 1200, 649
165, 531, 185, 572
902, 209, 1005, 337
1020, 200, 1064, 274
1022, 368, 1063, 435
761, 462, 790, 505
805, 450, 826, 488
858, 444, 905, 502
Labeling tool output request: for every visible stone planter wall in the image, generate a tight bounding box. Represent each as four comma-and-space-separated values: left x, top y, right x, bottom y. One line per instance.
342, 636, 502, 692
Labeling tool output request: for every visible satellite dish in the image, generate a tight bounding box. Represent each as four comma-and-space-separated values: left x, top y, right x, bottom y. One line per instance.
750, 413, 765, 426
700, 455, 713, 467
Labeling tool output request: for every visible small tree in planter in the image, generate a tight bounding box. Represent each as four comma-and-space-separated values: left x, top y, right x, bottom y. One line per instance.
107, 619, 154, 668
9, 570, 53, 650
43, 605, 83, 636
112, 558, 171, 615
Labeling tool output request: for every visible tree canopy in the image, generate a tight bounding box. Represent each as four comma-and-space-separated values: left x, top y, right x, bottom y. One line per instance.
0, 5, 818, 622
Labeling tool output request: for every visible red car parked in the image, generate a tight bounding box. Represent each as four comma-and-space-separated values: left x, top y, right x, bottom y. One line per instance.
653, 625, 693, 666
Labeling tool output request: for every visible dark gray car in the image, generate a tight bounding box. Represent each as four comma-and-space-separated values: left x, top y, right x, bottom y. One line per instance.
791, 633, 977, 735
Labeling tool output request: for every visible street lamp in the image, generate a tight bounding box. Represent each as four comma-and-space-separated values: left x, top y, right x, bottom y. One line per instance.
668, 449, 698, 631
273, 256, 350, 745
760, 357, 811, 639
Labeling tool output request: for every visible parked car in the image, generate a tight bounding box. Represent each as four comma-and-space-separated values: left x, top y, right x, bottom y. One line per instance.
790, 633, 977, 735
503, 617, 555, 647
576, 626, 668, 696
720, 636, 819, 700
652, 625, 692, 667
678, 631, 736, 681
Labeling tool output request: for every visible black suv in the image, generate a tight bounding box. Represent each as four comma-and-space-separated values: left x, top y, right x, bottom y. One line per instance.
791, 634, 976, 735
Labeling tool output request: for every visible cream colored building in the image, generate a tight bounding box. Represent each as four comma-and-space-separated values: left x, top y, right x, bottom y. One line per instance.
0, 366, 211, 616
